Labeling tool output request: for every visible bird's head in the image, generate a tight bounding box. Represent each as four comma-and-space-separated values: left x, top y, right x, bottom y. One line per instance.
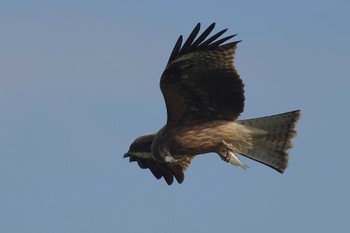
123, 133, 156, 160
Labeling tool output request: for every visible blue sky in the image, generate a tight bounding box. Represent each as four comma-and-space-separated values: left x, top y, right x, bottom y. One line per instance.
1, 1, 349, 232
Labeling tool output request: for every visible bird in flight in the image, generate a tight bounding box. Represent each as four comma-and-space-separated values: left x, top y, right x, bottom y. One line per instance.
124, 23, 300, 185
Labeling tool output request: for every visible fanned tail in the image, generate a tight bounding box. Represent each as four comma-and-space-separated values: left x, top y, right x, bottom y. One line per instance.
236, 110, 301, 173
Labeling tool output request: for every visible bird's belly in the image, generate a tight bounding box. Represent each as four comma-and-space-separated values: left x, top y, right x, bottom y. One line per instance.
167, 121, 246, 155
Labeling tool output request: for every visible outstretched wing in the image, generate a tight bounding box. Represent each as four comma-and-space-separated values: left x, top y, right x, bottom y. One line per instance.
124, 133, 195, 185
160, 23, 245, 126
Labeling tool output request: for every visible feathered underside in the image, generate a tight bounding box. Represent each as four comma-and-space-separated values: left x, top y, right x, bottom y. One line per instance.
124, 110, 301, 185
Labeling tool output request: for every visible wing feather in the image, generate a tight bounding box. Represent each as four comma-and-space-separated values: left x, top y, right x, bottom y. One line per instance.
167, 36, 183, 64
197, 28, 228, 49
207, 36, 240, 49
161, 24, 244, 126
189, 22, 216, 51
178, 23, 201, 55
161, 23, 244, 126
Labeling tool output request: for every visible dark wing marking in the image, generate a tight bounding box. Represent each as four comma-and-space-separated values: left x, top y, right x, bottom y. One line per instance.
161, 23, 244, 126
124, 133, 195, 185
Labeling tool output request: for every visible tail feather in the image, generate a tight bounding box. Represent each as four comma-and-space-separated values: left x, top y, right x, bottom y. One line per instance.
236, 110, 300, 173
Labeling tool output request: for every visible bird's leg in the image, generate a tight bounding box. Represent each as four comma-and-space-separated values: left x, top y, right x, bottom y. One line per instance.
218, 141, 248, 170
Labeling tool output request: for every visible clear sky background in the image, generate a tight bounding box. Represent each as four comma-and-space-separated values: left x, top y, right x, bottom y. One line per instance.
1, 1, 349, 232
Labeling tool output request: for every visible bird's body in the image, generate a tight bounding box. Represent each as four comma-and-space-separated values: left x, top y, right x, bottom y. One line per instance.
124, 23, 300, 185
153, 120, 251, 157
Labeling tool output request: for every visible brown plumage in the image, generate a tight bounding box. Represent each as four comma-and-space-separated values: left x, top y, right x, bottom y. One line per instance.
124, 23, 301, 185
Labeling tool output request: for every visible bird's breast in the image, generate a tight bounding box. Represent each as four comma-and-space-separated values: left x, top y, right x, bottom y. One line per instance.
165, 121, 241, 155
